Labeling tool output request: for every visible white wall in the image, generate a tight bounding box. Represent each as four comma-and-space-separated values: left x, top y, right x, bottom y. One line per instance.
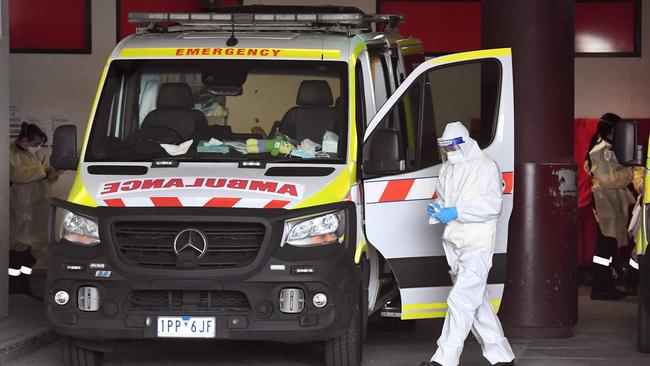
575, 0, 650, 118
1, 0, 10, 319
10, 0, 116, 199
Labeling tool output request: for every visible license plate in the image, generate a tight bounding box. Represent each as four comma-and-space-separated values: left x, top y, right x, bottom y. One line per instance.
157, 316, 216, 338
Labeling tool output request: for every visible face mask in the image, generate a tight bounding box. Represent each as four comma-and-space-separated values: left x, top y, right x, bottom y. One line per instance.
446, 150, 464, 164
28, 146, 41, 155
290, 149, 315, 159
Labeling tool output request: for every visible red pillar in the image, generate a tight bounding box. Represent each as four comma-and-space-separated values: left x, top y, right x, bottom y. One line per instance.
482, 0, 578, 338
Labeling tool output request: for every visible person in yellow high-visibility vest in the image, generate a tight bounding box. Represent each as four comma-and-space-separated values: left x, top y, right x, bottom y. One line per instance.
9, 122, 58, 297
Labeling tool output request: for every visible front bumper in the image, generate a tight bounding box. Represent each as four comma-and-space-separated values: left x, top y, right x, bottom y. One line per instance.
46, 200, 358, 343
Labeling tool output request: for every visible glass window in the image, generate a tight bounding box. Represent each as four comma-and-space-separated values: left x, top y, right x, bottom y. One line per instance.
419, 59, 501, 168
364, 76, 423, 171
355, 63, 366, 136
369, 51, 391, 110
86, 60, 348, 164
364, 58, 501, 174
355, 63, 367, 180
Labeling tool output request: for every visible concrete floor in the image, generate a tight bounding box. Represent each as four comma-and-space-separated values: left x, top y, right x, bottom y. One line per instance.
5, 294, 650, 365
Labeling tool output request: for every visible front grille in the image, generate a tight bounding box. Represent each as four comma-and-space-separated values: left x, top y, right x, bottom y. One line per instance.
113, 221, 265, 269
127, 290, 251, 312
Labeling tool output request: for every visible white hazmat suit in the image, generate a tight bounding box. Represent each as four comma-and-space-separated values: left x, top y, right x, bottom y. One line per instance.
430, 122, 515, 366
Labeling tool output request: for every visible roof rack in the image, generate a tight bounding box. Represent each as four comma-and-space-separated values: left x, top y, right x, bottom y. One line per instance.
128, 12, 404, 35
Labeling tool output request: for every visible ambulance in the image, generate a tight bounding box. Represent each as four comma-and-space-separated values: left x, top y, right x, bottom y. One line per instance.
611, 121, 650, 353
47, 6, 514, 366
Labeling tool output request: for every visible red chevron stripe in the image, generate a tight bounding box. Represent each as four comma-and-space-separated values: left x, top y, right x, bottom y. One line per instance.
204, 197, 241, 208
379, 179, 415, 202
502, 172, 514, 194
264, 200, 291, 209
150, 197, 182, 207
104, 198, 125, 207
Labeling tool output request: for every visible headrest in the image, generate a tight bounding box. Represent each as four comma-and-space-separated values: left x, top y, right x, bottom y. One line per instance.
157, 83, 195, 109
297, 80, 333, 107
334, 97, 343, 110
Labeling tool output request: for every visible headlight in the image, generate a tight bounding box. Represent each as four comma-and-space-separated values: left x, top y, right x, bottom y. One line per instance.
283, 210, 345, 247
61, 210, 100, 246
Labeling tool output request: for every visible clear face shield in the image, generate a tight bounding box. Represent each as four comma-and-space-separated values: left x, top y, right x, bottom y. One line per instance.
437, 136, 465, 163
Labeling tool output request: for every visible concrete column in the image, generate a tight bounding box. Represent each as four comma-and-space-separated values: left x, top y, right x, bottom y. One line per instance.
482, 0, 578, 338
0, 0, 10, 319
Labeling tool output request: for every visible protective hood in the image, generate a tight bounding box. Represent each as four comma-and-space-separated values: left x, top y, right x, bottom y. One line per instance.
439, 122, 483, 164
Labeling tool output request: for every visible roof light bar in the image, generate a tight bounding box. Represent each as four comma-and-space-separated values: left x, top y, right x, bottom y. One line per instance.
128, 12, 403, 31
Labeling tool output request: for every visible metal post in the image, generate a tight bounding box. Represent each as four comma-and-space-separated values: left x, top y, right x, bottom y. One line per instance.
482, 0, 578, 338
0, 0, 11, 319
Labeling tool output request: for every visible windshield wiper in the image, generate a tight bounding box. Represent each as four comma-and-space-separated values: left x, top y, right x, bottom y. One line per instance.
265, 157, 344, 164
110, 156, 240, 163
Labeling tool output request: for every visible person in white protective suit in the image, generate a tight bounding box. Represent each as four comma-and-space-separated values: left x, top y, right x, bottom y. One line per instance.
9, 122, 59, 297
420, 122, 515, 366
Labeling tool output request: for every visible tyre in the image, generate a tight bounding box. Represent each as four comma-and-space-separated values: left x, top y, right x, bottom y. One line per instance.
61, 338, 105, 366
325, 296, 362, 366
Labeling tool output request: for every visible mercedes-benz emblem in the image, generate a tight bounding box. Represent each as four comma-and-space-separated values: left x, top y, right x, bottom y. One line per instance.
173, 228, 208, 261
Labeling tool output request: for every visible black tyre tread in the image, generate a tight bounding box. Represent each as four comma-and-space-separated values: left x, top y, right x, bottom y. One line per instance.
61, 338, 73, 366
325, 306, 361, 366
61, 338, 104, 366
641, 296, 650, 353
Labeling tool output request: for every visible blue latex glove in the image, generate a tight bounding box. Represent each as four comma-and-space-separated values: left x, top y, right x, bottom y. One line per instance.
431, 207, 458, 223
427, 203, 442, 217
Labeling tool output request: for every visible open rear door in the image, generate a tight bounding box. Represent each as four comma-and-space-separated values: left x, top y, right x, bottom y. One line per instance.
362, 49, 514, 319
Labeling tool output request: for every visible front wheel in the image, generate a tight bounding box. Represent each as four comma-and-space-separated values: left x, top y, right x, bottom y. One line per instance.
325, 298, 363, 366
61, 338, 104, 366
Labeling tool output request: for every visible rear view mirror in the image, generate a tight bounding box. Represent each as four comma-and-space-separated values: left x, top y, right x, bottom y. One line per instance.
613, 120, 644, 166
202, 61, 249, 88
50, 125, 79, 170
363, 128, 403, 177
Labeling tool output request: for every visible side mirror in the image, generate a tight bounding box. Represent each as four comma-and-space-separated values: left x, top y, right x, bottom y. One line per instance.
50, 124, 79, 170
613, 120, 644, 166
363, 128, 403, 177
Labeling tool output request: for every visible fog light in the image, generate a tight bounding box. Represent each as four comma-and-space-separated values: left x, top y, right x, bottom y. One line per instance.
78, 286, 100, 312
254, 301, 273, 319
279, 288, 305, 314
313, 293, 328, 308
54, 290, 69, 305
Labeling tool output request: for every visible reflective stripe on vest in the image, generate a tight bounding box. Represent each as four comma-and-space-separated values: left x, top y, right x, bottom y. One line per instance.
593, 255, 612, 266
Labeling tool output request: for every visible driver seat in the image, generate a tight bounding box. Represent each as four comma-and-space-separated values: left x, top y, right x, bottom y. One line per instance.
141, 83, 207, 141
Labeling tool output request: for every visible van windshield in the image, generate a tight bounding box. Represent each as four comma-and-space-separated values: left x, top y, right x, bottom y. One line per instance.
85, 59, 348, 163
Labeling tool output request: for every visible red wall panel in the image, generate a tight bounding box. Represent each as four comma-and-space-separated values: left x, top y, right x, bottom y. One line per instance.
117, 0, 242, 41
379, 0, 639, 56
118, 0, 203, 40
378, 0, 481, 54
10, 0, 90, 53
575, 1, 637, 54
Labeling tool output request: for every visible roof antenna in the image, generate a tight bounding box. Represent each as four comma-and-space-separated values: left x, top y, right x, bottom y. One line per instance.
226, 13, 239, 47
